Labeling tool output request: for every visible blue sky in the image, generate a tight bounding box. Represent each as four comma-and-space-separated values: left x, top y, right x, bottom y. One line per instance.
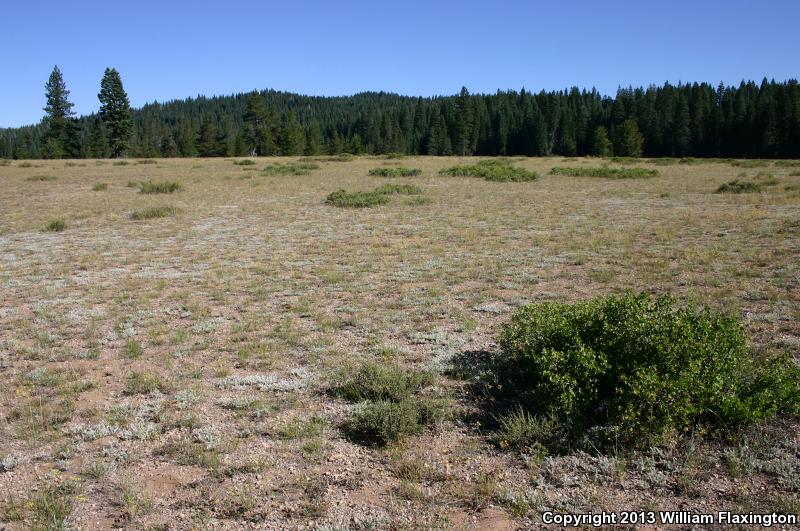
1, 0, 798, 127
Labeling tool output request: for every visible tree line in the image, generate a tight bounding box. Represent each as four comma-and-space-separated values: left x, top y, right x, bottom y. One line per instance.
1, 67, 799, 159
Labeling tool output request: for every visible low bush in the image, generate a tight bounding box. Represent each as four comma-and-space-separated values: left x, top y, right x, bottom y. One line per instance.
130, 206, 178, 220
348, 398, 447, 446
45, 219, 66, 232
136, 159, 157, 165
25, 175, 57, 182
113, 160, 130, 166
440, 159, 538, 182
368, 167, 421, 177
124, 371, 167, 395
774, 160, 800, 167
495, 292, 800, 449
233, 159, 257, 166
138, 181, 182, 194
325, 189, 389, 208
262, 162, 320, 176
334, 362, 435, 402
715, 179, 778, 194
299, 154, 354, 162
92, 182, 108, 191
550, 166, 659, 178
337, 362, 447, 445
373, 183, 422, 195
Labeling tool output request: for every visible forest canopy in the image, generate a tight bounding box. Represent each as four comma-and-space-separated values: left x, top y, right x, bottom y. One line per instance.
2, 77, 799, 159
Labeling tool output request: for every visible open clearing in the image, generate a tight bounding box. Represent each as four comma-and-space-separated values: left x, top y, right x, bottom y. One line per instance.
1, 156, 799, 529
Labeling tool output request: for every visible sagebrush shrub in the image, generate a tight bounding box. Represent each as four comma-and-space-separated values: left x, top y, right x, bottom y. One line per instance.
497, 292, 800, 448
373, 183, 422, 195
368, 167, 421, 177
130, 206, 177, 220
715, 179, 776, 194
325, 189, 389, 208
262, 162, 320, 175
45, 219, 66, 232
92, 182, 108, 191
334, 362, 435, 402
440, 159, 538, 182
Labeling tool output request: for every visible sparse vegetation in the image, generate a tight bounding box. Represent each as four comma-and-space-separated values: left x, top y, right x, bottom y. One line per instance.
373, 183, 422, 195
91, 182, 108, 191
44, 219, 66, 232
262, 162, 320, 175
26, 174, 57, 182
716, 179, 778, 193
130, 205, 177, 220
138, 180, 182, 194
550, 166, 659, 178
233, 159, 257, 166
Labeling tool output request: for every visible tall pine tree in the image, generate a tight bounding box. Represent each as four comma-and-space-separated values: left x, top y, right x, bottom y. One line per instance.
98, 68, 133, 158
42, 66, 76, 159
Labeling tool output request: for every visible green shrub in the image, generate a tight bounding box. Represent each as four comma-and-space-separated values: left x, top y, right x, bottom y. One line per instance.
604, 156, 641, 165
715, 179, 776, 194
334, 362, 435, 402
440, 159, 538, 182
348, 399, 430, 445
774, 160, 800, 167
374, 183, 422, 195
337, 362, 446, 445
113, 160, 130, 166
138, 181, 182, 194
325, 189, 389, 208
262, 162, 320, 176
233, 159, 257, 166
92, 182, 108, 191
130, 206, 177, 220
124, 339, 142, 359
45, 219, 66, 232
496, 292, 800, 449
368, 167, 422, 177
550, 166, 659, 178
136, 159, 157, 165
26, 175, 57, 182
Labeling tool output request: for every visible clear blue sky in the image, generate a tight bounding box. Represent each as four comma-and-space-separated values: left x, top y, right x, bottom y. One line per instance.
1, 0, 798, 127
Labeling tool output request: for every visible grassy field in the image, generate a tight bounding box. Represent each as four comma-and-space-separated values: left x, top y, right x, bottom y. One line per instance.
0, 155, 798, 529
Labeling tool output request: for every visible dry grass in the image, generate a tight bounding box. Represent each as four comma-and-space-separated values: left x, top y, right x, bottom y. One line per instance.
0, 156, 798, 528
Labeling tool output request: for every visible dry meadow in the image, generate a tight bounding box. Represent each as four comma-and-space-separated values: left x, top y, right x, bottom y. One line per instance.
1, 155, 798, 529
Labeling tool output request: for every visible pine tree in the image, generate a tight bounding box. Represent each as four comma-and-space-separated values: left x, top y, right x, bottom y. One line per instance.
590, 126, 613, 156
243, 92, 269, 155
305, 119, 323, 155
196, 116, 220, 157
279, 112, 305, 155
614, 119, 644, 157
42, 66, 75, 159
98, 68, 133, 158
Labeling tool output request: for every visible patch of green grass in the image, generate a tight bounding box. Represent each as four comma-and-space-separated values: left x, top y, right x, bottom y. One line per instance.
262, 162, 320, 176
325, 189, 389, 208
368, 167, 422, 177
233, 159, 257, 166
27, 479, 78, 530
113, 160, 130, 166
550, 166, 659, 178
25, 175, 57, 182
279, 416, 326, 439
138, 180, 182, 194
299, 154, 354, 162
124, 371, 167, 395
136, 159, 157, 165
130, 206, 178, 220
774, 160, 800, 167
123, 339, 142, 359
44, 219, 66, 232
715, 179, 778, 194
440, 159, 538, 182
92, 182, 108, 191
